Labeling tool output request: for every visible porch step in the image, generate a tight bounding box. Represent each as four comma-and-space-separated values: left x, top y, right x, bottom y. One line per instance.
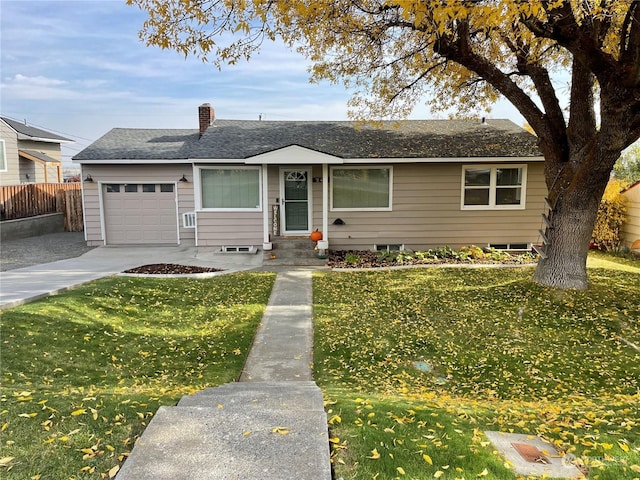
115, 382, 331, 480
263, 238, 328, 266
177, 381, 325, 411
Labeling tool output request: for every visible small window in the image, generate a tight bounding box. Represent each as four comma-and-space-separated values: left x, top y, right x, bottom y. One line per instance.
462, 165, 526, 210
160, 184, 174, 193
142, 184, 156, 193
105, 184, 121, 193
124, 184, 138, 193
331, 167, 392, 211
375, 244, 404, 252
489, 242, 531, 251
0, 140, 6, 172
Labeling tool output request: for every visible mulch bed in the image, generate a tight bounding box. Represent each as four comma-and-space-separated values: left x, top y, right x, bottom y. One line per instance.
123, 264, 224, 275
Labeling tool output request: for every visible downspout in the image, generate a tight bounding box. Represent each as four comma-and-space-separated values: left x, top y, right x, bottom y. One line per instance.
321, 163, 329, 249
262, 163, 272, 250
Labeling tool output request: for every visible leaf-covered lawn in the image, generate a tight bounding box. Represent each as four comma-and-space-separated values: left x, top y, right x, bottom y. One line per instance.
0, 272, 275, 479
314, 258, 640, 479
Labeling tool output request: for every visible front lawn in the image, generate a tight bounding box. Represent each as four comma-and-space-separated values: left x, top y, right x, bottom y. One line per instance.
313, 256, 640, 479
0, 272, 275, 479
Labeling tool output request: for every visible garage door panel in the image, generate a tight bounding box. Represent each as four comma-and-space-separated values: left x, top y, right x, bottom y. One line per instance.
103, 184, 178, 245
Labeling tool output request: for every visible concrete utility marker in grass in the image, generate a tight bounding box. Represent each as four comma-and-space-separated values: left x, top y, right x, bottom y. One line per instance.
485, 431, 585, 479
116, 270, 332, 480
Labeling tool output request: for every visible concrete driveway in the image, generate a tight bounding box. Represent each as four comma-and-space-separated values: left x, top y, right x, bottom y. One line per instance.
0, 238, 264, 309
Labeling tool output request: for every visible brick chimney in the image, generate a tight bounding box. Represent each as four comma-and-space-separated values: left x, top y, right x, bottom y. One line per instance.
198, 103, 215, 137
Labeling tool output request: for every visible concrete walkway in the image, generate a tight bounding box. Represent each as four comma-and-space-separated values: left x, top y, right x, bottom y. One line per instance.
115, 270, 332, 480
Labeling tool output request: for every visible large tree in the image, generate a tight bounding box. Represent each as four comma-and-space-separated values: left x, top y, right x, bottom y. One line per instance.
128, 0, 640, 289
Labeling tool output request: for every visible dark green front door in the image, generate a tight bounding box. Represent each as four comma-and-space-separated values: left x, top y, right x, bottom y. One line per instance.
282, 169, 310, 233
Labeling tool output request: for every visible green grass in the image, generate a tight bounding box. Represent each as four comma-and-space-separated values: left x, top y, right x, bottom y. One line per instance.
314, 255, 640, 479
0, 272, 276, 479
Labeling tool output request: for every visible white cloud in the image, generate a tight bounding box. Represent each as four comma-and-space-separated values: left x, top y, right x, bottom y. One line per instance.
11, 74, 68, 87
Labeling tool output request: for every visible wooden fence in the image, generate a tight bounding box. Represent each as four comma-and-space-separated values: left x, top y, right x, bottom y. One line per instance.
0, 183, 83, 231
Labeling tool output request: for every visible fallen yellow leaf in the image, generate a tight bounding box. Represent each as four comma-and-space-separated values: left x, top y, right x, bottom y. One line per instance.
108, 465, 119, 478
0, 457, 15, 467
397, 466, 405, 475
478, 468, 489, 477
368, 448, 381, 459
271, 426, 290, 435
423, 454, 433, 465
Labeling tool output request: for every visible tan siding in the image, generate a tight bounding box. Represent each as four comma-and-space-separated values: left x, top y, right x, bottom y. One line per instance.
623, 184, 640, 248
81, 164, 195, 246
17, 140, 62, 183
196, 212, 263, 247
327, 162, 547, 250
82, 161, 546, 250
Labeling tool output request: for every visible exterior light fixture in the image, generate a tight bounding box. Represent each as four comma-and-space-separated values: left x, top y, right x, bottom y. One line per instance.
179, 174, 188, 182
84, 174, 93, 182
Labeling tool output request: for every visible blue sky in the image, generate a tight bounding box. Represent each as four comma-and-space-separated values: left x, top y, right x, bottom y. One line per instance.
1, 0, 524, 167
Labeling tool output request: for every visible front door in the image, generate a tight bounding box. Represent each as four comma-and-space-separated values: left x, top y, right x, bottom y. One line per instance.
281, 168, 311, 234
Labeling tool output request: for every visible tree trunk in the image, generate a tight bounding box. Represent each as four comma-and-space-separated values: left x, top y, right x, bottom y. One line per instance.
533, 201, 596, 289
532, 163, 608, 290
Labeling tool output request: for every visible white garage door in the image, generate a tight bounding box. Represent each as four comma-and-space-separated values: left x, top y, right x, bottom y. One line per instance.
103, 183, 178, 245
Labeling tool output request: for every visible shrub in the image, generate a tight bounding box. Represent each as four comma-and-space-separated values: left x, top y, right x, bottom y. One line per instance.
592, 179, 628, 251
459, 245, 485, 259
345, 252, 361, 265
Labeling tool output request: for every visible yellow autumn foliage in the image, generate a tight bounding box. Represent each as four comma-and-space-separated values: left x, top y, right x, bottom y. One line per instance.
592, 179, 629, 251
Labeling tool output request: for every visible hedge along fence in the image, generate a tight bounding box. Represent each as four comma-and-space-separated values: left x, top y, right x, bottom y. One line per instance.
0, 183, 83, 231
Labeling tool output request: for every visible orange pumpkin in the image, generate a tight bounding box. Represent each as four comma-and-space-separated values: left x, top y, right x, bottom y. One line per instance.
310, 230, 323, 242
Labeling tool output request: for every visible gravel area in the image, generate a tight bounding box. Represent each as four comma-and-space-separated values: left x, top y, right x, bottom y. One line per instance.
0, 232, 96, 271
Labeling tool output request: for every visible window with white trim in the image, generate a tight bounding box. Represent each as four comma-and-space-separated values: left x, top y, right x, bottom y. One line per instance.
199, 167, 261, 211
0, 140, 6, 172
331, 166, 392, 211
462, 165, 526, 209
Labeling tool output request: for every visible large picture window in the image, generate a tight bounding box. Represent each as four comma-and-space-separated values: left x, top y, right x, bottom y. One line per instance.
462, 165, 526, 209
200, 167, 261, 210
331, 167, 392, 210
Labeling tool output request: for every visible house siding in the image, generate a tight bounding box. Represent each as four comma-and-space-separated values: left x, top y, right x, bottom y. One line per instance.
0, 123, 19, 185
318, 162, 546, 250
81, 164, 195, 246
0, 125, 63, 185
18, 140, 62, 184
195, 213, 263, 247
622, 183, 640, 248
82, 161, 546, 250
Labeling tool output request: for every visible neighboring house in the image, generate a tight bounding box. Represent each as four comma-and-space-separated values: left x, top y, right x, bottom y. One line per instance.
0, 116, 73, 186
73, 103, 547, 251
622, 181, 640, 249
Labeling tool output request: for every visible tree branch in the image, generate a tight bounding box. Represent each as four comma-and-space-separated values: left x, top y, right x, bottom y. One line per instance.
567, 60, 597, 157
620, 1, 640, 87
435, 22, 557, 150
522, 0, 617, 82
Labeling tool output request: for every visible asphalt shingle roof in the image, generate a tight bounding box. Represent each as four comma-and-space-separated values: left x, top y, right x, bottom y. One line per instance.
73, 119, 541, 161
1, 116, 72, 142
19, 150, 61, 164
